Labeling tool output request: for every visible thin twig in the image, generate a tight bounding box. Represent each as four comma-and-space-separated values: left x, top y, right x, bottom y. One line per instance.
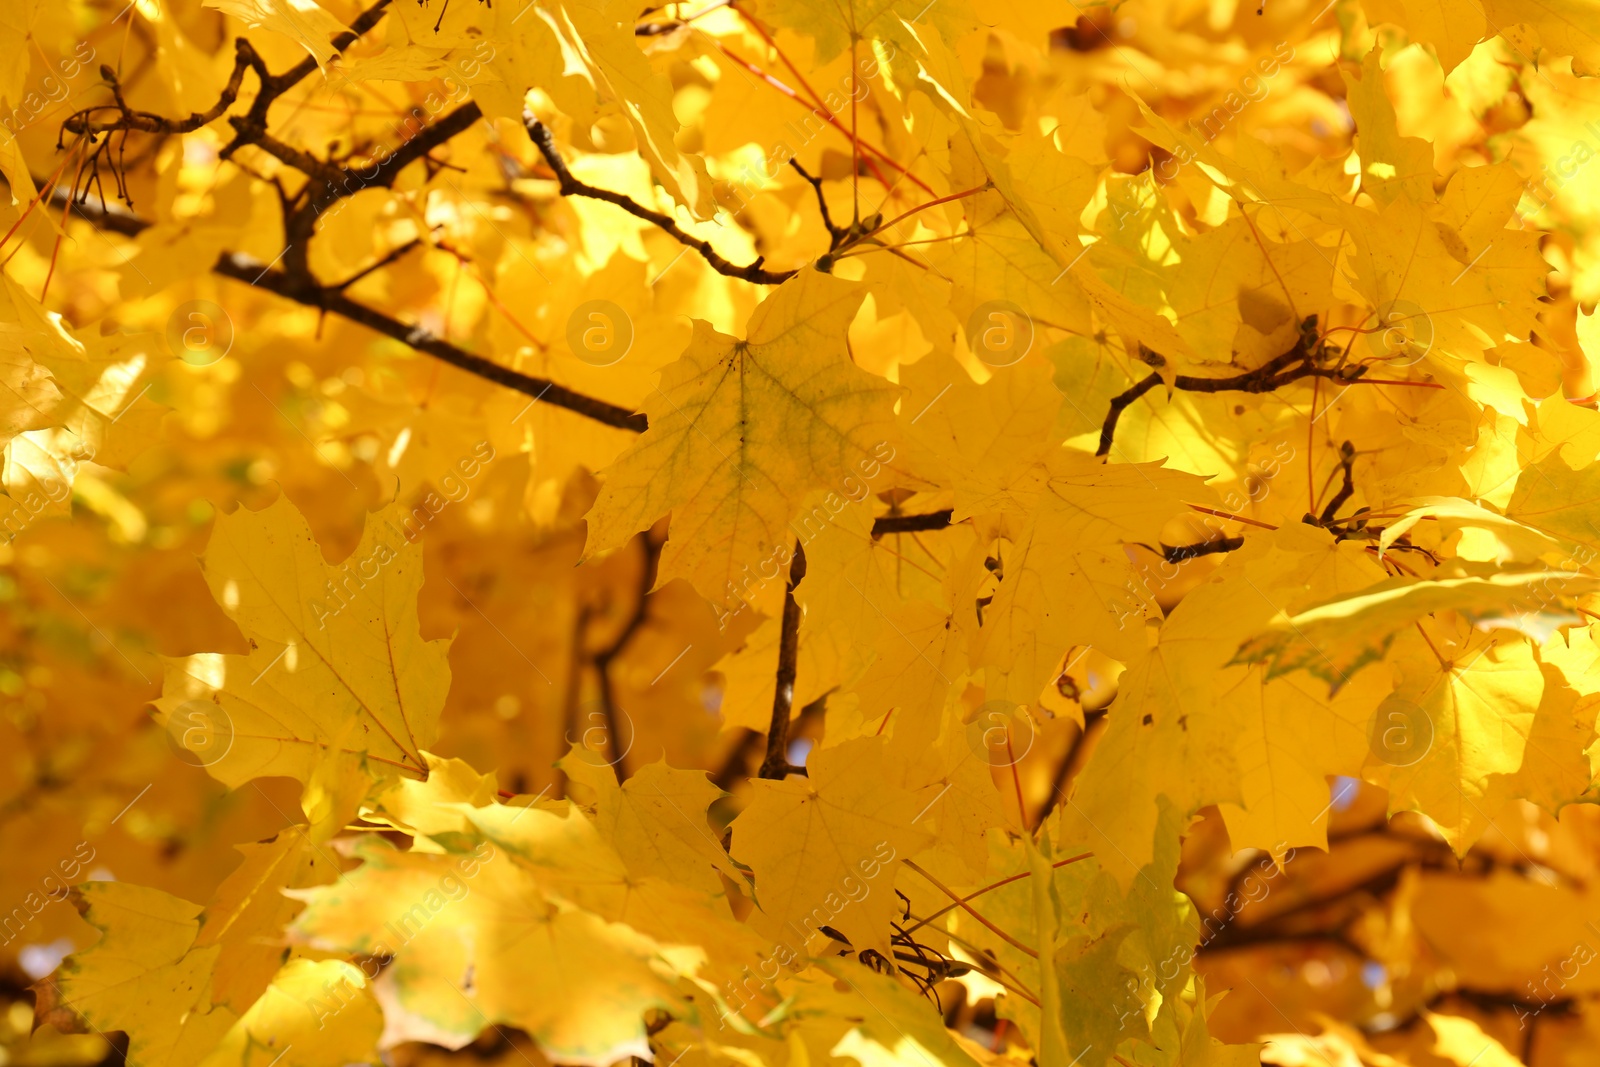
726, 4, 898, 197
711, 42, 925, 194
1162, 535, 1245, 563
789, 159, 847, 248
902, 859, 1039, 959
1097, 343, 1370, 458
872, 509, 953, 537
835, 182, 990, 258
1034, 711, 1106, 829
47, 190, 648, 431
331, 237, 423, 290
62, 38, 268, 140
758, 542, 807, 779
902, 852, 1094, 937
592, 531, 664, 780
1097, 371, 1161, 457
525, 117, 797, 285
1316, 440, 1356, 526
1186, 504, 1278, 530
222, 256, 647, 430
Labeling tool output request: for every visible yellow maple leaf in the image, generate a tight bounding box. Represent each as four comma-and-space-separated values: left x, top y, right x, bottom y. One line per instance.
204, 0, 347, 68
732, 736, 931, 959
851, 598, 968, 747
585, 269, 908, 609
154, 495, 449, 790
898, 353, 1063, 525
561, 748, 746, 897
1361, 0, 1486, 73
200, 959, 382, 1067
746, 0, 977, 81
1236, 564, 1597, 687
41, 883, 237, 1067
290, 818, 751, 1063
196, 827, 337, 1011
1372, 626, 1546, 850
978, 450, 1206, 702
1485, 0, 1600, 75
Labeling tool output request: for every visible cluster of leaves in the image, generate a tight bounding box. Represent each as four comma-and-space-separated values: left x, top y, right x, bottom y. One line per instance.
3, 0, 1600, 1064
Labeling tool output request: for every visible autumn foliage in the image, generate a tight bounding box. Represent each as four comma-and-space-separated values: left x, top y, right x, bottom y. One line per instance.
5, 0, 1600, 1065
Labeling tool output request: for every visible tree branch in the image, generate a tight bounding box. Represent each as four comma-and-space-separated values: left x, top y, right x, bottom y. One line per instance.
1097, 344, 1370, 458
249, 129, 348, 187
49, 0, 797, 432
330, 237, 423, 290
1033, 707, 1107, 830
1162, 535, 1245, 563
758, 542, 807, 779
215, 253, 647, 430
870, 507, 1245, 556
58, 0, 792, 301
1315, 440, 1356, 526
591, 531, 665, 780
220, 0, 395, 163
1097, 371, 1161, 457
47, 189, 648, 431
872, 509, 953, 537
789, 159, 847, 250
524, 117, 798, 286
366, 102, 484, 182
62, 39, 268, 140
270, 0, 395, 95
62, 1, 395, 207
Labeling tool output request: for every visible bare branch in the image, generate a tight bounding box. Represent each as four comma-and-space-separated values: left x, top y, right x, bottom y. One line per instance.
872, 509, 953, 537
330, 238, 423, 290
1097, 370, 1161, 458
1316, 440, 1357, 526
215, 253, 647, 431
592, 531, 665, 780
62, 39, 268, 140
524, 117, 798, 286
221, 0, 395, 162
50, 190, 647, 432
759, 542, 807, 779
61, 0, 396, 207
788, 159, 847, 250
1097, 342, 1370, 458
1162, 535, 1245, 563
